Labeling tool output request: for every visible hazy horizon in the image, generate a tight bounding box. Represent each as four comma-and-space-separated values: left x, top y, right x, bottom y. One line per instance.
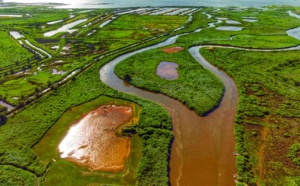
3, 0, 300, 8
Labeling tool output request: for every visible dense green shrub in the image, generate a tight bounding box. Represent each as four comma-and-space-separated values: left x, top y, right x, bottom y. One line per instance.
288, 143, 300, 166
0, 165, 36, 186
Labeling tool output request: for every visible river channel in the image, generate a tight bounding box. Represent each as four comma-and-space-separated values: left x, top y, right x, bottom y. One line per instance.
100, 30, 238, 185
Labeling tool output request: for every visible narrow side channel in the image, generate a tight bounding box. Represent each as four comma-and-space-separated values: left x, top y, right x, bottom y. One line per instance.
0, 101, 14, 111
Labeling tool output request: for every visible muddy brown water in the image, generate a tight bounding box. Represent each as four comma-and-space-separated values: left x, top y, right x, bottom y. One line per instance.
156, 61, 179, 80
100, 34, 237, 185
59, 105, 132, 171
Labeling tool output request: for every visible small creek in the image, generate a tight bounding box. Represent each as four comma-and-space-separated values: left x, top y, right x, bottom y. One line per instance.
24, 40, 52, 58
0, 100, 14, 111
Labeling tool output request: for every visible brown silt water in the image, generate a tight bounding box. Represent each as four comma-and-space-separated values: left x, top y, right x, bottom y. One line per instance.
59, 105, 132, 171
100, 35, 238, 185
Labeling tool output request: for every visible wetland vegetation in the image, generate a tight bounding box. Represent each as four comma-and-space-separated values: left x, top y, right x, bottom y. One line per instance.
0, 3, 300, 186
201, 48, 300, 185
115, 46, 224, 116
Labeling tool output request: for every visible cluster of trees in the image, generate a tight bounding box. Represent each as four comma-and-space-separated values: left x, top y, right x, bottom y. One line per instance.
0, 114, 7, 125
288, 143, 300, 166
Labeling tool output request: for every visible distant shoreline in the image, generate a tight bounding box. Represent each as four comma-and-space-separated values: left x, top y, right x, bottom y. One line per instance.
2, 0, 300, 9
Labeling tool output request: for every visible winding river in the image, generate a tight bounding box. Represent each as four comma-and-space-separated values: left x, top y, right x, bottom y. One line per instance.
100, 32, 238, 185
99, 10, 300, 185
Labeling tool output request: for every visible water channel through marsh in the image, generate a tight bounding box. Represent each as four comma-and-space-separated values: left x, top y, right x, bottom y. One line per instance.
100, 32, 238, 185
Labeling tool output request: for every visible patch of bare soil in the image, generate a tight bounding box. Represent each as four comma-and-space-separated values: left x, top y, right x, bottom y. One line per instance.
161, 46, 184, 53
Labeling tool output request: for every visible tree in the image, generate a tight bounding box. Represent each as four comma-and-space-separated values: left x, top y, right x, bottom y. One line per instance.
0, 114, 7, 126
124, 74, 132, 83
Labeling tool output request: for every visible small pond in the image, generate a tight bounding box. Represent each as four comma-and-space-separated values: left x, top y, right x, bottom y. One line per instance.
0, 14, 22, 17
9, 31, 24, 39
287, 27, 300, 40
47, 20, 63, 25
59, 105, 132, 171
226, 20, 241, 24
44, 19, 87, 37
156, 61, 179, 80
216, 26, 243, 31
243, 18, 258, 22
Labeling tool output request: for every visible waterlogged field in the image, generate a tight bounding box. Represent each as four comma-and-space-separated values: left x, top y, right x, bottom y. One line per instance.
93, 15, 188, 50
177, 7, 300, 48
0, 6, 188, 107
0, 4, 300, 186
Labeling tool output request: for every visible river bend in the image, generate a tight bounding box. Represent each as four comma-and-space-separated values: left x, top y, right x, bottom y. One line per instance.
100, 32, 239, 185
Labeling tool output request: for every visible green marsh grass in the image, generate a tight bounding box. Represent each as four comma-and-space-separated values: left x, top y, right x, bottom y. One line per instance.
200, 47, 300, 185
115, 46, 224, 116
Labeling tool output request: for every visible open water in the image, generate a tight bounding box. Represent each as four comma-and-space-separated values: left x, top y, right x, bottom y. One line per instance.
3, 0, 300, 8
